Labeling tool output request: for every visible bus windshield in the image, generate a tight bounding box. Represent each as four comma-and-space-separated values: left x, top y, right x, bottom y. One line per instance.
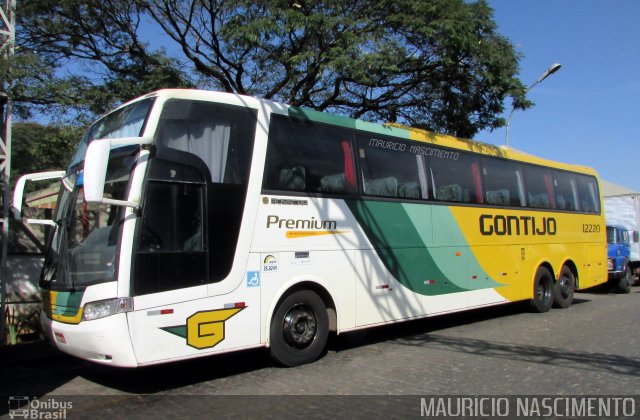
41, 99, 155, 290
67, 98, 154, 172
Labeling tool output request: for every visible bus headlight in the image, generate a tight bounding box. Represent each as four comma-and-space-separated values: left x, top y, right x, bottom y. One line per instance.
607, 258, 615, 271
83, 298, 134, 321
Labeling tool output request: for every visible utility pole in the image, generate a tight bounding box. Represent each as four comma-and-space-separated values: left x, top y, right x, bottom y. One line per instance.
0, 0, 16, 346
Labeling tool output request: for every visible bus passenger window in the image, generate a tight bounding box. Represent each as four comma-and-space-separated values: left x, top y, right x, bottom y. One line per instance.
552, 171, 578, 211
430, 151, 481, 204
358, 135, 427, 200
576, 175, 600, 213
481, 158, 525, 207
263, 116, 356, 195
523, 166, 554, 209
157, 100, 256, 186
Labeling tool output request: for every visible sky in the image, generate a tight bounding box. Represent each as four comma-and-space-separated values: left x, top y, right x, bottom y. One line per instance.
39, 1, 639, 192
477, 0, 640, 192
135, 1, 639, 191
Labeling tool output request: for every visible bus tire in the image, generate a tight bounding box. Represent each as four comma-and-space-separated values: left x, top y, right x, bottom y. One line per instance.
529, 266, 554, 313
616, 265, 633, 294
553, 266, 575, 308
269, 290, 329, 367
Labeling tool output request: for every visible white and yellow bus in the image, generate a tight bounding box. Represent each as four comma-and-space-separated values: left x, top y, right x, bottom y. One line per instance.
13, 89, 607, 367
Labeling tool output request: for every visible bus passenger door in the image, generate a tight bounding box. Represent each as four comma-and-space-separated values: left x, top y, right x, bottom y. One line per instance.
127, 173, 260, 364
127, 178, 212, 364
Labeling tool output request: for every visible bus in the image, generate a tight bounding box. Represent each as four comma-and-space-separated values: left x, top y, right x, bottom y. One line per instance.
13, 89, 607, 367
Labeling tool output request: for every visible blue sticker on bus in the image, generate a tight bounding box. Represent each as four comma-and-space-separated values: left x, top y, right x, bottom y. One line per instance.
246, 271, 260, 287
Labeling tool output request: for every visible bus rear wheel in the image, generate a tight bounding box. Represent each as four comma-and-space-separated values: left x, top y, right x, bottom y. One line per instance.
553, 266, 575, 308
529, 266, 554, 313
269, 290, 329, 367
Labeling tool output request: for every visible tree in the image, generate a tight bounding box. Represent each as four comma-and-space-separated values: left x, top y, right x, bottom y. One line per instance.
11, 122, 80, 182
11, 0, 192, 124
13, 0, 529, 138
7, 123, 80, 254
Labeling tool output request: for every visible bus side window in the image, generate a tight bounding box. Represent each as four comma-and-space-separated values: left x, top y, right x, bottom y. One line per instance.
138, 182, 204, 253
576, 175, 600, 213
482, 158, 525, 207
357, 135, 426, 200
523, 166, 554, 209
263, 116, 356, 196
430, 151, 482, 204
552, 171, 578, 211
157, 100, 256, 186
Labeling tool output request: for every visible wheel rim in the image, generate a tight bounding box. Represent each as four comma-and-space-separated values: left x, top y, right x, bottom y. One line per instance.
537, 277, 551, 302
282, 304, 317, 349
558, 275, 573, 299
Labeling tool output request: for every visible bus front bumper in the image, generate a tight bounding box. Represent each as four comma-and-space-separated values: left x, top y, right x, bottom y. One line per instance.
42, 312, 139, 367
608, 269, 626, 281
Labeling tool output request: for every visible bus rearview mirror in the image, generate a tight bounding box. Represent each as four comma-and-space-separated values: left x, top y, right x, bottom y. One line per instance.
83, 139, 111, 203
83, 137, 154, 208
12, 170, 65, 225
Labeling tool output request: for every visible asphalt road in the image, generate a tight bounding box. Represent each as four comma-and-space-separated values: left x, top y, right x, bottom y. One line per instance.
2, 285, 639, 418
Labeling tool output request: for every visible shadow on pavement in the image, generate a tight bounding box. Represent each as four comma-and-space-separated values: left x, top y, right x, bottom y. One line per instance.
390, 334, 640, 378
0, 341, 87, 406
79, 347, 271, 394
2, 305, 525, 397
80, 303, 535, 393
7, 291, 631, 400
334, 301, 534, 351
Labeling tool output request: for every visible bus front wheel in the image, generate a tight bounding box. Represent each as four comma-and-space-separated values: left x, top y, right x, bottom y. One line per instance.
529, 266, 554, 313
552, 266, 575, 308
269, 290, 329, 367
615, 265, 633, 294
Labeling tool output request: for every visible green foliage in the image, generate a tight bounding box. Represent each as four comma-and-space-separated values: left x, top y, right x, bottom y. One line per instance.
0, 52, 93, 122
4, 304, 43, 345
143, 0, 529, 137
11, 122, 81, 184
11, 0, 529, 138
13, 0, 192, 123
6, 305, 18, 345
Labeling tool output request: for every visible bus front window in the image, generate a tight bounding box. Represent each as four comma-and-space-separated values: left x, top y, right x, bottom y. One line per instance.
41, 145, 138, 290
65, 146, 137, 287
41, 97, 155, 291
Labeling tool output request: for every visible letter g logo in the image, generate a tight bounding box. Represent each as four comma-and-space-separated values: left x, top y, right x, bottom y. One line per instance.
186, 307, 245, 349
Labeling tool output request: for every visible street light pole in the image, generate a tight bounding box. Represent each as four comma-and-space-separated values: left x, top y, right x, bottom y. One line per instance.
0, 0, 16, 347
505, 63, 562, 147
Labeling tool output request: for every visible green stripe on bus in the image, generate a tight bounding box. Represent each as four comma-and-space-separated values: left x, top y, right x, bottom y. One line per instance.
288, 106, 357, 129
161, 325, 187, 339
346, 200, 465, 295
346, 200, 501, 295
407, 204, 502, 290
287, 106, 412, 139
54, 290, 83, 315
354, 120, 411, 138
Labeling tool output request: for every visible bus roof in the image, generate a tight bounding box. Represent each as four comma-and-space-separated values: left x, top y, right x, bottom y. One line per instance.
139, 89, 599, 177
